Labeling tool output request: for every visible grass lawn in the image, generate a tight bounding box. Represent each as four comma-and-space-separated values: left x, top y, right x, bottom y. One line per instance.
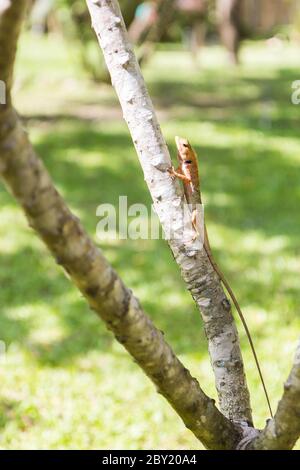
0, 32, 300, 449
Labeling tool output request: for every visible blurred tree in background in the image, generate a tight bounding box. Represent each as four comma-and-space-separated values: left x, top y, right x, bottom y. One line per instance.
28, 0, 142, 81
27, 0, 300, 78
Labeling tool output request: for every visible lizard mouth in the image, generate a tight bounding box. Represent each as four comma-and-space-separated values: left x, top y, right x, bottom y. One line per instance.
175, 136, 189, 157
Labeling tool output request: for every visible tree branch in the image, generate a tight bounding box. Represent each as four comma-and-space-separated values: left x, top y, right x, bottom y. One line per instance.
249, 339, 300, 450
0, 0, 28, 105
86, 0, 252, 424
0, 0, 241, 450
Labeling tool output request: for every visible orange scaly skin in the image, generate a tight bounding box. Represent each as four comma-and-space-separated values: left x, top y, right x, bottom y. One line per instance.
169, 136, 273, 419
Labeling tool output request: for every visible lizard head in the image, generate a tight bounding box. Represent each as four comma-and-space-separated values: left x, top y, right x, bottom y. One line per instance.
175, 136, 193, 163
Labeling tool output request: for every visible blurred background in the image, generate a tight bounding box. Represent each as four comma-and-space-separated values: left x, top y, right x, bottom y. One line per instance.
0, 0, 300, 449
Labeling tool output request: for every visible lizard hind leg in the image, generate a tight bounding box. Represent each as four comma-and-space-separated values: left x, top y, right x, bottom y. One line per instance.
191, 209, 200, 241
191, 209, 206, 248
168, 166, 192, 183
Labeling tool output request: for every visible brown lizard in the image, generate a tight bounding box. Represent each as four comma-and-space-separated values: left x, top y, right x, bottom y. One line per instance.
169, 135, 273, 418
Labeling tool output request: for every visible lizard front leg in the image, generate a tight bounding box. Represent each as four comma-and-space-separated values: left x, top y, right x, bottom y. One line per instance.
168, 166, 191, 183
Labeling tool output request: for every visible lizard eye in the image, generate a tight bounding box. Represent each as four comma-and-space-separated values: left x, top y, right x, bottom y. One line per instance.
182, 143, 188, 148
185, 160, 192, 164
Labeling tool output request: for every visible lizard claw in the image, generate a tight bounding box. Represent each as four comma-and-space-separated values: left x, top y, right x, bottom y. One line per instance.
167, 166, 176, 180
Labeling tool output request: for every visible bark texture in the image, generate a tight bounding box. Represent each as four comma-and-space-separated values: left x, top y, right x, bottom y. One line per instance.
86, 0, 252, 424
0, 0, 242, 451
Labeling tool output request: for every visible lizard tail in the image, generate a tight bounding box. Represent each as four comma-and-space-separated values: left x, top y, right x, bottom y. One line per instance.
207, 252, 274, 419
221, 276, 273, 419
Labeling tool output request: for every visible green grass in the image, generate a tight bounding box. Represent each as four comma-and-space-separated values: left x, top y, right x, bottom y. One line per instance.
0, 33, 300, 449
